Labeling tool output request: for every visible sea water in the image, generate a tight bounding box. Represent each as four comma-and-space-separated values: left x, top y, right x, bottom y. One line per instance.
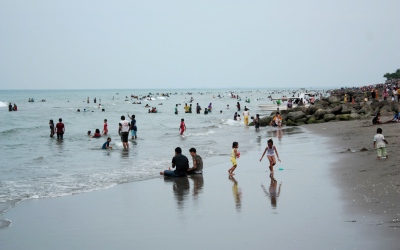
0, 88, 326, 227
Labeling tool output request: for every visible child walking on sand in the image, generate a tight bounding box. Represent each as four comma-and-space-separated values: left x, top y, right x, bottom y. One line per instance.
260, 139, 281, 175
228, 142, 240, 175
179, 118, 186, 135
374, 128, 388, 160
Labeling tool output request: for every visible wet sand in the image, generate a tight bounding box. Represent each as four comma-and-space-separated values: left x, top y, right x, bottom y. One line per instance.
306, 118, 400, 247
0, 124, 398, 249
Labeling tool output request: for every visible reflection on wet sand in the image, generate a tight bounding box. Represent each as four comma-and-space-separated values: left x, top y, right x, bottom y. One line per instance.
164, 177, 190, 209
189, 174, 204, 199
229, 176, 242, 212
121, 148, 129, 158
261, 175, 282, 209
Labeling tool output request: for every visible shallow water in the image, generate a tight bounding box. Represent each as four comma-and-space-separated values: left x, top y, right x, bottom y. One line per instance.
0, 88, 327, 227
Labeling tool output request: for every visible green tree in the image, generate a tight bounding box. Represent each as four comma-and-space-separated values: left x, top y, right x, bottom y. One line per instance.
383, 69, 400, 80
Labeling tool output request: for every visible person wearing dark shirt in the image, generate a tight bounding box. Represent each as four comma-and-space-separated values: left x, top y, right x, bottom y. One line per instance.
160, 147, 189, 177
102, 137, 112, 149
55, 118, 65, 140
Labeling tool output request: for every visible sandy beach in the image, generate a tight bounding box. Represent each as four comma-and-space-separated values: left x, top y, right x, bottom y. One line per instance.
0, 119, 398, 249
306, 118, 400, 245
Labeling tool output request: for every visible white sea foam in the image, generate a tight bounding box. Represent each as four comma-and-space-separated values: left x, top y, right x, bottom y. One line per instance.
0, 101, 8, 108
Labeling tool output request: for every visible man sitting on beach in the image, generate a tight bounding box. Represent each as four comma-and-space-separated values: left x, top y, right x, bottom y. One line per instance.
187, 148, 203, 174
160, 147, 189, 177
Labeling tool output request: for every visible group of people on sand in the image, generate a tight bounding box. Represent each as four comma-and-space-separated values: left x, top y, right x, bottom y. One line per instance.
228, 139, 281, 177
8, 103, 17, 111
372, 111, 400, 125
160, 147, 203, 177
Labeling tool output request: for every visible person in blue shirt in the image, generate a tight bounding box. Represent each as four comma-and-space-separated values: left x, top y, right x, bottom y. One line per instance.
102, 137, 112, 150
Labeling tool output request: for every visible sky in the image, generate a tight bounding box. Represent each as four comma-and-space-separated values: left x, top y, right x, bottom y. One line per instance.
0, 0, 399, 90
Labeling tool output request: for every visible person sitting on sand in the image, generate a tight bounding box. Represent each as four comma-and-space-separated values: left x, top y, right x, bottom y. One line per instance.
385, 112, 400, 123
160, 147, 189, 177
102, 137, 112, 150
372, 112, 381, 125
187, 148, 203, 174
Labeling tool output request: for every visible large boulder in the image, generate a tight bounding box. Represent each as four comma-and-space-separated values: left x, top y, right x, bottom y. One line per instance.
349, 113, 360, 120
259, 116, 272, 126
336, 114, 351, 121
357, 104, 373, 115
340, 105, 352, 114
323, 113, 336, 122
308, 104, 324, 115
328, 96, 340, 104
315, 100, 329, 107
331, 105, 342, 115
313, 109, 326, 120
306, 117, 317, 124
370, 99, 384, 110
287, 111, 306, 121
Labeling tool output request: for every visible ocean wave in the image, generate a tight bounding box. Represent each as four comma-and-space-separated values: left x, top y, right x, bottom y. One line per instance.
223, 119, 243, 126
186, 130, 216, 137
0, 101, 8, 108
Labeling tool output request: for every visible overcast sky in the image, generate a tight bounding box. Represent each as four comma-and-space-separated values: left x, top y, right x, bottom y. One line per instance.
0, 0, 399, 90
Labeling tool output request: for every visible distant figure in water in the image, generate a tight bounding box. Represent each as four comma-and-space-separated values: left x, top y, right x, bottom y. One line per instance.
204, 108, 208, 115
8, 103, 12, 112
234, 112, 238, 121
102, 137, 112, 150
102, 119, 108, 135
49, 120, 55, 137
12, 104, 17, 111
87, 97, 89, 103
55, 118, 65, 140
179, 118, 186, 135
92, 129, 102, 138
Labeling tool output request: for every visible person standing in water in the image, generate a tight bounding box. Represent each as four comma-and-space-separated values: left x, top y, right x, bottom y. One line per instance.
55, 118, 65, 140
175, 104, 178, 115
179, 118, 186, 135
8, 103, 12, 112
253, 114, 260, 131
49, 120, 55, 137
128, 114, 137, 140
260, 139, 281, 176
228, 142, 239, 175
118, 115, 130, 149
196, 103, 201, 114
102, 119, 108, 135
237, 102, 241, 111
243, 108, 250, 126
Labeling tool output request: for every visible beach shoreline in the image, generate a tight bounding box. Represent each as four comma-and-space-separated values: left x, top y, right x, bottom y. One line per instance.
305, 118, 400, 244
0, 120, 398, 249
